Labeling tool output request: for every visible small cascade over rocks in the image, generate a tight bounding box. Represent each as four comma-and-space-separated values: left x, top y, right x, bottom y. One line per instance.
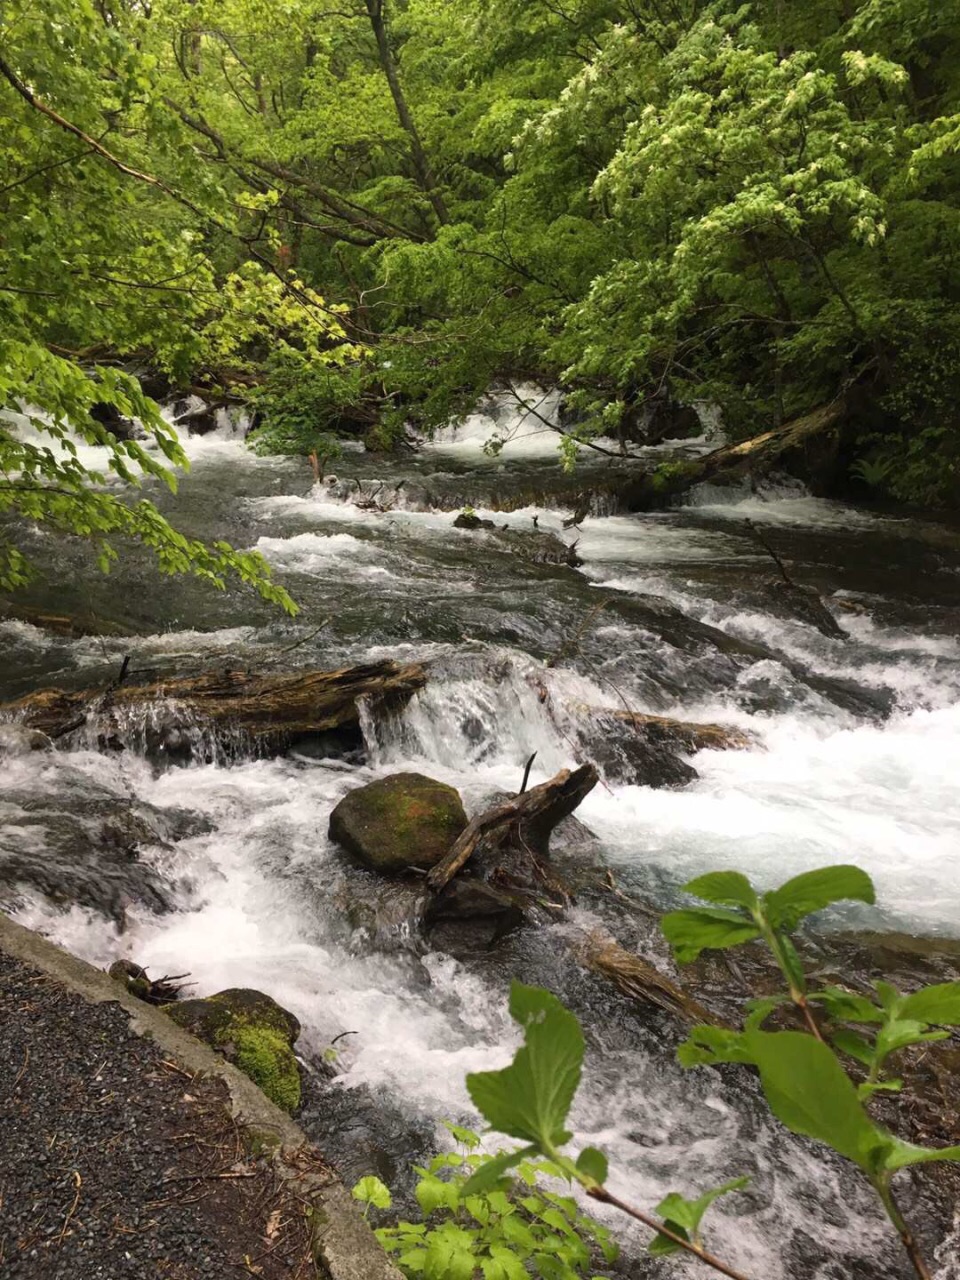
3, 388, 960, 1279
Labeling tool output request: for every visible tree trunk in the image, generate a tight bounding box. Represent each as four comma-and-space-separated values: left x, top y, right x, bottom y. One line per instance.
364, 0, 449, 226
618, 400, 847, 510
3, 660, 427, 755
426, 764, 598, 890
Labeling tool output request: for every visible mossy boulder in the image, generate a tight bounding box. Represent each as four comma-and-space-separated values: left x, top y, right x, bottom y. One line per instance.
165, 987, 301, 1112
329, 772, 468, 873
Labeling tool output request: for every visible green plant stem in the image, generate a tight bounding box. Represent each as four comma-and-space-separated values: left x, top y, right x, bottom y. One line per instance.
586, 1185, 754, 1280
874, 1178, 933, 1280
756, 917, 824, 1042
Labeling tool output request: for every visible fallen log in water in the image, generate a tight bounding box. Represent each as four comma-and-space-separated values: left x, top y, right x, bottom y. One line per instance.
1, 660, 428, 756
576, 931, 720, 1024
618, 401, 846, 510
575, 705, 754, 754
426, 764, 599, 891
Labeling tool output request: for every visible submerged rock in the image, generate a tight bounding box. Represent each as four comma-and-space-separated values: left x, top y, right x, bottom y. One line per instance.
492, 528, 583, 567
329, 772, 468, 873
166, 988, 301, 1112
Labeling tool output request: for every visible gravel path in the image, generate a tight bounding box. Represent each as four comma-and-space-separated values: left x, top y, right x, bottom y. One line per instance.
0, 949, 315, 1278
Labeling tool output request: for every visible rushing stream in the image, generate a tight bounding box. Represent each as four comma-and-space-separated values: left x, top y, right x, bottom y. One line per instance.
2, 390, 960, 1278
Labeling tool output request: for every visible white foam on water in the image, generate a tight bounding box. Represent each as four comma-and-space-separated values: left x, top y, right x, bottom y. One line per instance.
577, 702, 960, 937
421, 384, 622, 461
5, 436, 960, 1275
4, 729, 907, 1277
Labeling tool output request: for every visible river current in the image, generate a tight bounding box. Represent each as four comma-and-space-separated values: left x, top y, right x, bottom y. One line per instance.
1, 391, 959, 1277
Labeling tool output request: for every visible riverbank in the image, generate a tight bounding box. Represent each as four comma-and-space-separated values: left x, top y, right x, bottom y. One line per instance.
0, 914, 400, 1280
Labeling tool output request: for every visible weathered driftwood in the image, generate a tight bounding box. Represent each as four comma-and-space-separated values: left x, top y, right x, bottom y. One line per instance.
619, 401, 846, 510
2, 660, 427, 752
426, 764, 598, 891
575, 705, 753, 754
577, 931, 719, 1024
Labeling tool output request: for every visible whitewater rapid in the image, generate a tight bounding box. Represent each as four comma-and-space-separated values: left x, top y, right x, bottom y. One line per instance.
3, 391, 960, 1276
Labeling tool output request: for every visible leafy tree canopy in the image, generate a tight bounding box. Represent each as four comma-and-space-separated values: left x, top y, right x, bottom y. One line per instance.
3, 0, 960, 558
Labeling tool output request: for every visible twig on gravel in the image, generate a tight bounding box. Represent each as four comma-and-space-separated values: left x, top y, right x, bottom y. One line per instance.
11, 1046, 29, 1090
161, 1166, 258, 1186
159, 1058, 196, 1079
56, 1171, 82, 1244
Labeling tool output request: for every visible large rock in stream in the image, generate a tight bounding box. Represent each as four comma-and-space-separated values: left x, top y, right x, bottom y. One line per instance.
329, 772, 468, 872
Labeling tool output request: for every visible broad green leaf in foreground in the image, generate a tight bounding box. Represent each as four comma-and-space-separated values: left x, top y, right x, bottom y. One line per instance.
763, 866, 875, 930
466, 983, 584, 1155
683, 871, 759, 910
661, 908, 762, 963
744, 1031, 960, 1174
898, 981, 960, 1026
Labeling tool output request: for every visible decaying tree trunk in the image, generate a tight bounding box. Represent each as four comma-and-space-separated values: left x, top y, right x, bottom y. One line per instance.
2, 660, 427, 754
576, 931, 720, 1025
426, 764, 599, 891
575, 706, 754, 754
619, 400, 846, 510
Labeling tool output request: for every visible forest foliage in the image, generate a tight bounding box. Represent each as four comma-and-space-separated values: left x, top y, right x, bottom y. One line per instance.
2, 0, 960, 577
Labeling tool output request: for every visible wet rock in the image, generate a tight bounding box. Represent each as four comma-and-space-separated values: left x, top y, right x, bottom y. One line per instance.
166, 988, 301, 1112
761, 578, 847, 640
172, 397, 218, 435
453, 512, 496, 531
0, 724, 50, 755
0, 782, 206, 922
574, 711, 699, 787
329, 772, 468, 873
89, 400, 140, 442
167, 988, 300, 1044
624, 393, 702, 447
491, 528, 582, 567
108, 959, 152, 1000
427, 877, 528, 925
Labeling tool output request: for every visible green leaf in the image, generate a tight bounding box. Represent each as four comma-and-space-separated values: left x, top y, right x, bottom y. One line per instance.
743, 1031, 885, 1171
814, 986, 884, 1024
466, 983, 584, 1152
444, 1123, 482, 1150
683, 871, 760, 910
661, 908, 761, 963
415, 1174, 459, 1216
462, 1147, 538, 1196
744, 995, 787, 1031
486, 1245, 528, 1280
650, 1177, 749, 1256
875, 1019, 948, 1059
898, 982, 960, 1026
677, 1026, 753, 1068
763, 865, 875, 930
574, 1147, 607, 1186
351, 1175, 392, 1210
831, 1029, 876, 1067
880, 1137, 960, 1171
858, 1079, 903, 1100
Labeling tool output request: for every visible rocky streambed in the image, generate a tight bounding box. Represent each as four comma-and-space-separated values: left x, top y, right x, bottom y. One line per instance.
2, 394, 960, 1278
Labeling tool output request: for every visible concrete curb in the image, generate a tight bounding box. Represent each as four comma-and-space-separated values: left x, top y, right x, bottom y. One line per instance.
0, 913, 403, 1280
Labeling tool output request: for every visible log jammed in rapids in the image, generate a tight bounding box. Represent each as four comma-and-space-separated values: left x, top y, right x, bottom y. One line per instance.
1, 660, 428, 753
426, 763, 599, 891
619, 400, 846, 509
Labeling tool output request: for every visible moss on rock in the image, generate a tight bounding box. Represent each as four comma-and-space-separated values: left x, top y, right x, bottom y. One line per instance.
328, 772, 468, 872
232, 1026, 301, 1113
165, 987, 302, 1113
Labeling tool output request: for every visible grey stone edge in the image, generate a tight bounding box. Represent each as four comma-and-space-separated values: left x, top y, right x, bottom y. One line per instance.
0, 912, 403, 1280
